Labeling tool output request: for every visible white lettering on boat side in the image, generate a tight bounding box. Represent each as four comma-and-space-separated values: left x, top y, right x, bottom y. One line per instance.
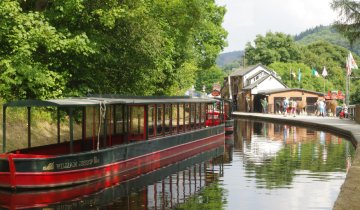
41, 156, 100, 171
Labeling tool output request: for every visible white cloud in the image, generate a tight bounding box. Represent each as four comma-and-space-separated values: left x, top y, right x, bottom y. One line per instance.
216, 0, 338, 52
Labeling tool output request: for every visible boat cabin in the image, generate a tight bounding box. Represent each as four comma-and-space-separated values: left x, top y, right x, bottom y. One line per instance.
2, 96, 225, 155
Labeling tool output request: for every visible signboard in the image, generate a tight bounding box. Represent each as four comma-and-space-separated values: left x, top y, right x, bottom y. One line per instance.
211, 83, 221, 97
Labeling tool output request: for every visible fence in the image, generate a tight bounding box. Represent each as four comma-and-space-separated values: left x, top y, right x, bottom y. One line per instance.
349, 105, 356, 120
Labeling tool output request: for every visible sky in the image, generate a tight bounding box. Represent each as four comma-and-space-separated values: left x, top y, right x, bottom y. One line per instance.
216, 0, 339, 53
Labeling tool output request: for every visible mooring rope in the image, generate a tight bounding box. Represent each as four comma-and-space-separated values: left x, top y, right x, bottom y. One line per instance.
97, 100, 106, 150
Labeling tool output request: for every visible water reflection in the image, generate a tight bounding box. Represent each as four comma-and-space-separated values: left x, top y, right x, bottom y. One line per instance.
222, 119, 355, 210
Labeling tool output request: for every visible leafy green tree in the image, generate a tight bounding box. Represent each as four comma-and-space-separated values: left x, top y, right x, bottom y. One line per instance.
0, 0, 227, 100
195, 66, 225, 93
245, 32, 301, 65
331, 0, 360, 46
299, 41, 351, 91
269, 62, 325, 91
222, 58, 242, 74
295, 25, 360, 56
0, 0, 93, 100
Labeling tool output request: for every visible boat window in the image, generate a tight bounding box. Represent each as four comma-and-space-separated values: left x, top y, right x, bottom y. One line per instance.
148, 104, 156, 138
85, 106, 99, 150
165, 104, 171, 134
190, 103, 196, 129
196, 103, 201, 128
114, 105, 125, 135
201, 103, 206, 127
178, 104, 185, 133
105, 105, 113, 146
130, 106, 145, 140
184, 103, 190, 130
157, 105, 164, 136
172, 104, 178, 133
207, 103, 214, 123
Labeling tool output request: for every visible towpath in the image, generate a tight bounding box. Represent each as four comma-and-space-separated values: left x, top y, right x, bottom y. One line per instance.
232, 112, 360, 210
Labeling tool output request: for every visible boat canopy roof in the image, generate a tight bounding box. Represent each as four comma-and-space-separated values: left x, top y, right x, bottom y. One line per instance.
4, 96, 219, 108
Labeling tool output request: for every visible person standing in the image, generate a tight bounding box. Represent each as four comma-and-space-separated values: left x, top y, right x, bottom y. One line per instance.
246, 96, 251, 112
342, 104, 348, 118
283, 97, 289, 116
291, 100, 297, 117
261, 98, 268, 113
318, 100, 325, 117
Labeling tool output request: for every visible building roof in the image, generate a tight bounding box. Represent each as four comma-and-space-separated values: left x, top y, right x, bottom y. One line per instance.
243, 75, 270, 90
229, 64, 271, 77
243, 74, 287, 90
258, 88, 324, 96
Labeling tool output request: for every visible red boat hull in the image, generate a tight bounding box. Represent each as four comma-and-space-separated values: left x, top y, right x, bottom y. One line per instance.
0, 126, 224, 189
0, 145, 224, 210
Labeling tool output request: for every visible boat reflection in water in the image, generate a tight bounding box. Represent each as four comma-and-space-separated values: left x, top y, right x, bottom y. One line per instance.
0, 146, 224, 210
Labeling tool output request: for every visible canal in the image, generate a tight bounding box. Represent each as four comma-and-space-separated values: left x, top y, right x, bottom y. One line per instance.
1, 119, 355, 209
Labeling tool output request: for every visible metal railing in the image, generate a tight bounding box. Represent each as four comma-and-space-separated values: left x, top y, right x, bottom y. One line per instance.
348, 105, 356, 120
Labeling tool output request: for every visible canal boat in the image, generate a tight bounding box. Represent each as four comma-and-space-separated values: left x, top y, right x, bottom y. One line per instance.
205, 99, 234, 135
0, 145, 224, 209
0, 96, 225, 189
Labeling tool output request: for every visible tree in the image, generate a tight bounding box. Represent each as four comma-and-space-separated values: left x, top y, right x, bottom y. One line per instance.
245, 32, 301, 66
0, 0, 227, 100
0, 0, 93, 100
269, 62, 325, 91
299, 41, 350, 90
331, 0, 360, 46
195, 66, 225, 93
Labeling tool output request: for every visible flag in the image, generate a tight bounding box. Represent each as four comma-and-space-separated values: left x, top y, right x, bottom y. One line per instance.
322, 66, 328, 77
290, 69, 296, 79
346, 52, 358, 76
298, 68, 301, 82
311, 68, 319, 77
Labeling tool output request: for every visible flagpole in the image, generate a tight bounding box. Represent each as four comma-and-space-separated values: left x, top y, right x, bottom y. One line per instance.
346, 74, 349, 106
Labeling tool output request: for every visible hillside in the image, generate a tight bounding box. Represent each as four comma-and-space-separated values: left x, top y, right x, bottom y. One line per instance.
216, 25, 360, 71
216, 50, 243, 67
294, 25, 360, 55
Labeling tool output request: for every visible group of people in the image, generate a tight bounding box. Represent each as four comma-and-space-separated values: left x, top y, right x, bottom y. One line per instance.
261, 97, 349, 119
313, 99, 349, 118
339, 104, 348, 119
282, 97, 297, 117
